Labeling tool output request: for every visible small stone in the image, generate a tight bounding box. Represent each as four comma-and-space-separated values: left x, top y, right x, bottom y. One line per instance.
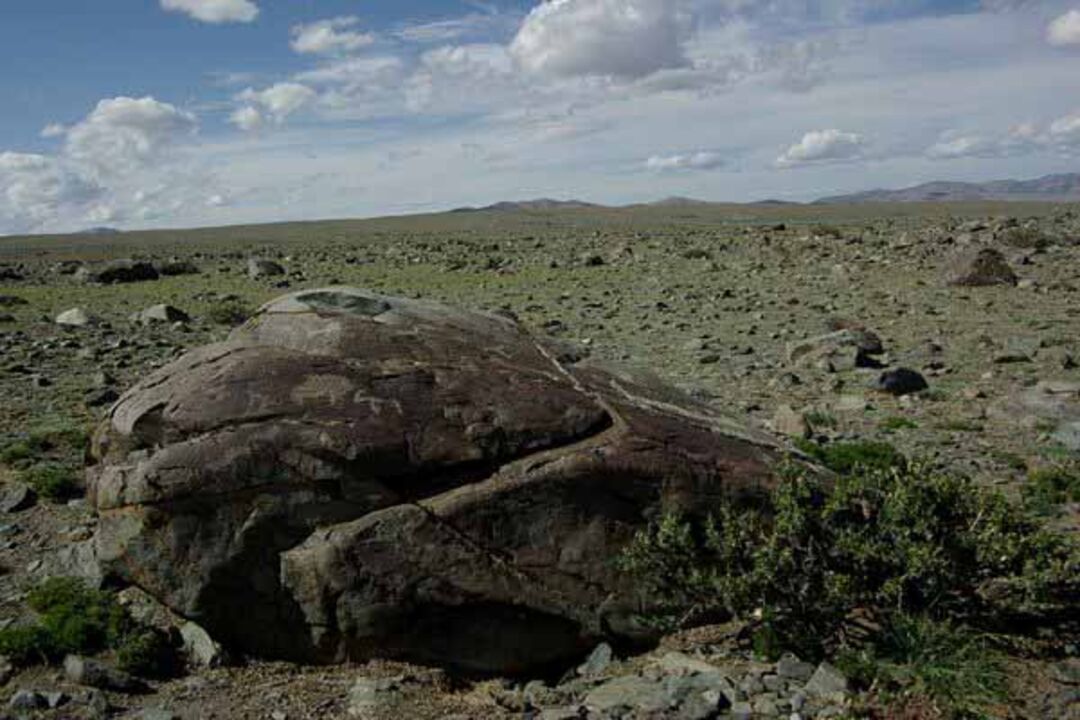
771, 405, 811, 439
876, 368, 928, 396
248, 258, 285, 279
730, 701, 754, 720
348, 676, 402, 718
138, 709, 180, 720
135, 304, 190, 325
180, 621, 227, 668
8, 690, 46, 710
776, 654, 815, 682
0, 483, 36, 513
63, 655, 143, 692
85, 387, 120, 408
56, 308, 94, 327
804, 662, 849, 698
44, 690, 69, 709
577, 642, 613, 677
753, 696, 780, 716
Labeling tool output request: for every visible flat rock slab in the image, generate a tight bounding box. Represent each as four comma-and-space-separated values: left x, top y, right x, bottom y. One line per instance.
88, 287, 788, 673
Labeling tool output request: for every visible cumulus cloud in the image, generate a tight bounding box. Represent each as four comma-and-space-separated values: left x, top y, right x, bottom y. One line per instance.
229, 106, 264, 132
237, 83, 317, 123
645, 150, 724, 170
290, 17, 375, 56
63, 97, 197, 177
1047, 9, 1080, 46
0, 96, 212, 234
160, 0, 258, 24
40, 123, 67, 139
510, 0, 687, 79
0, 152, 101, 234
776, 129, 863, 167
1049, 111, 1080, 144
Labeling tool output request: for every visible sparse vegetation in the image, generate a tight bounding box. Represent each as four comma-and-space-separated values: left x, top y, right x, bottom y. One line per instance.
804, 409, 838, 429
1023, 463, 1080, 515
880, 416, 919, 432
620, 451, 1079, 712
793, 438, 906, 475
21, 463, 80, 501
840, 615, 1008, 719
0, 578, 177, 677
206, 299, 252, 326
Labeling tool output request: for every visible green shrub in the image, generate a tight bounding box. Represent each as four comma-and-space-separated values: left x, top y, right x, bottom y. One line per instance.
880, 416, 919, 432
1024, 464, 1080, 515
620, 460, 1078, 658
0, 422, 90, 468
0, 578, 178, 676
805, 410, 838, 429
27, 577, 129, 657
117, 629, 177, 678
22, 463, 80, 501
794, 439, 906, 475
839, 615, 1007, 719
207, 300, 252, 326
999, 226, 1050, 250
0, 624, 57, 666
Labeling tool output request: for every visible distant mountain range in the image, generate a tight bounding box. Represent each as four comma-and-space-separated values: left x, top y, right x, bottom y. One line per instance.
449, 174, 1080, 213
813, 173, 1080, 204
451, 198, 602, 213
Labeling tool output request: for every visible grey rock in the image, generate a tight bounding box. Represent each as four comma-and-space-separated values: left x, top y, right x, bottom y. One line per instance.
63, 655, 143, 692
56, 307, 94, 327
804, 662, 849, 698
0, 483, 36, 513
771, 405, 810, 439
584, 675, 671, 714
43, 690, 68, 709
730, 701, 754, 720
159, 261, 200, 277
180, 621, 227, 668
776, 654, 815, 682
577, 642, 613, 677
135, 304, 190, 325
8, 689, 46, 710
137, 709, 180, 720
83, 260, 159, 285
347, 676, 402, 718
248, 258, 286, 279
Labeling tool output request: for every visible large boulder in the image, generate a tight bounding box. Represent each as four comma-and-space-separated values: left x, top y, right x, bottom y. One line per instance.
78, 260, 159, 284
88, 287, 789, 673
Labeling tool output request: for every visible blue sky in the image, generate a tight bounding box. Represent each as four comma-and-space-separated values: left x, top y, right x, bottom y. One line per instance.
1, 0, 1079, 234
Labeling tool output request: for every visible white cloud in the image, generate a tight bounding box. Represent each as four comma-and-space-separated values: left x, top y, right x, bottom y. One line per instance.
290, 17, 375, 56
510, 0, 687, 79
397, 14, 499, 43
64, 96, 197, 177
925, 134, 998, 159
229, 106, 264, 132
645, 150, 724, 170
0, 152, 101, 233
1047, 9, 1080, 46
1049, 110, 1080, 144
237, 83, 317, 123
40, 123, 67, 139
160, 0, 258, 24
776, 129, 863, 167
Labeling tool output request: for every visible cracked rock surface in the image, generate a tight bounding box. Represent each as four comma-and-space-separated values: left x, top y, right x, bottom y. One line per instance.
88, 287, 786, 674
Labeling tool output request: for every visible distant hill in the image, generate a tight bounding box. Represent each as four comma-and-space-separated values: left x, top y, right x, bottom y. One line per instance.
78, 226, 121, 235
814, 173, 1080, 204
452, 198, 603, 213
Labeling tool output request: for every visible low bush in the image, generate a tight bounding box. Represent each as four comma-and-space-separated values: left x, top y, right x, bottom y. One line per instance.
620, 457, 1079, 659
793, 439, 906, 475
1023, 463, 1080, 515
206, 300, 252, 326
840, 615, 1007, 719
0, 578, 178, 677
880, 416, 919, 432
22, 463, 80, 501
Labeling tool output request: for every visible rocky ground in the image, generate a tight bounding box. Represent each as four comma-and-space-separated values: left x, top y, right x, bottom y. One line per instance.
0, 201, 1078, 718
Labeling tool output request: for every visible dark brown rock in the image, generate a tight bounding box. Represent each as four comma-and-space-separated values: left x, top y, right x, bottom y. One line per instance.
88, 287, 789, 673
946, 247, 1018, 287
